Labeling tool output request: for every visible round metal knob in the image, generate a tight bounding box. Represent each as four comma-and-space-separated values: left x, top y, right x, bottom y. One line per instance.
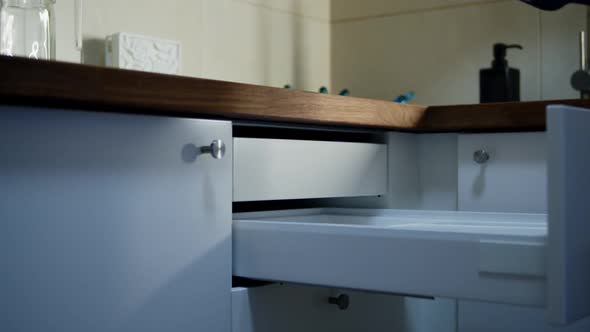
201, 140, 226, 159
571, 69, 590, 92
473, 149, 490, 164
328, 294, 350, 310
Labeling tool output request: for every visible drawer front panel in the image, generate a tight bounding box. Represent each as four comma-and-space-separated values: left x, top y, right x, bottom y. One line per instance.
233, 138, 387, 202
233, 208, 547, 307
547, 105, 590, 325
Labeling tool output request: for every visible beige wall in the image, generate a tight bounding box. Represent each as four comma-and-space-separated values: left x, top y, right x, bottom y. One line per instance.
54, 0, 331, 91
52, 1, 585, 104
331, 0, 586, 105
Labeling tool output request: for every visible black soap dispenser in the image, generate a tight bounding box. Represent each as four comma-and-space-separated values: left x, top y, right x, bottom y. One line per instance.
480, 43, 523, 103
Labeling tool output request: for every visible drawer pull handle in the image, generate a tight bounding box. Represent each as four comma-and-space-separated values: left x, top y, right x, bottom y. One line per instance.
328, 294, 350, 310
473, 149, 490, 164
201, 140, 226, 160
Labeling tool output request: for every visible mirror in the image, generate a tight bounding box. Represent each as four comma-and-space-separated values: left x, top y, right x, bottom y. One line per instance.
330, 1, 587, 105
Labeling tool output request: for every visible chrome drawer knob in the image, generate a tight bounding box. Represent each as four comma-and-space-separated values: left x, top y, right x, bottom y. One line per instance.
328, 294, 350, 310
473, 149, 490, 164
201, 140, 226, 159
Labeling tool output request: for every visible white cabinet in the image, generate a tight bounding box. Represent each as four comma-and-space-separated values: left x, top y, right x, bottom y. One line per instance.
233, 105, 590, 327
0, 107, 233, 332
3, 104, 589, 331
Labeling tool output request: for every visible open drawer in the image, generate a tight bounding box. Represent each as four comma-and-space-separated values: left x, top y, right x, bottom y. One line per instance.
233, 208, 547, 304
233, 105, 590, 326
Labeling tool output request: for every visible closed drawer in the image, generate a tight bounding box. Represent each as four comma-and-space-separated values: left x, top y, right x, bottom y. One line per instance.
233, 105, 590, 326
233, 138, 387, 202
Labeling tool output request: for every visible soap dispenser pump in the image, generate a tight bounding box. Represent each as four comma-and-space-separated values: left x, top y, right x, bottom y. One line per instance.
480, 43, 523, 103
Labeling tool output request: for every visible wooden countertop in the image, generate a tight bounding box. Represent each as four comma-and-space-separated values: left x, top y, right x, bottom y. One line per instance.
1, 56, 588, 132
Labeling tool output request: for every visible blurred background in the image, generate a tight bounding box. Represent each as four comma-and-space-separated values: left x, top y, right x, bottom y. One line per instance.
54, 0, 587, 105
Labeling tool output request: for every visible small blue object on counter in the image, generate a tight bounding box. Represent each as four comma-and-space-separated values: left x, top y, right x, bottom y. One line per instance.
339, 89, 350, 96
394, 91, 415, 104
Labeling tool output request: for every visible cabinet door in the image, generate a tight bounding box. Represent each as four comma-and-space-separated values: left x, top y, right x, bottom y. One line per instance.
0, 107, 232, 332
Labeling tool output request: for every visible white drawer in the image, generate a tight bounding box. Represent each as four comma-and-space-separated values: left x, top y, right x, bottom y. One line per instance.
233, 138, 387, 202
233, 105, 590, 326
234, 208, 547, 306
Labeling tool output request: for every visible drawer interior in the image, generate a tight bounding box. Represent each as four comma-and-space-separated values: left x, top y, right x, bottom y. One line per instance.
233, 138, 388, 202
246, 209, 546, 237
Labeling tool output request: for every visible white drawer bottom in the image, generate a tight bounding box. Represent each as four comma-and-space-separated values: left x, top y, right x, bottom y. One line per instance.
233, 208, 547, 307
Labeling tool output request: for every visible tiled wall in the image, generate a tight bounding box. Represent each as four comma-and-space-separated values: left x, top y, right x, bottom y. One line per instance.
54, 0, 331, 91
331, 0, 587, 105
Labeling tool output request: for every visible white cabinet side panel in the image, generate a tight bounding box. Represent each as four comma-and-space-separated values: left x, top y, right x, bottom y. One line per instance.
547, 105, 590, 325
458, 132, 547, 213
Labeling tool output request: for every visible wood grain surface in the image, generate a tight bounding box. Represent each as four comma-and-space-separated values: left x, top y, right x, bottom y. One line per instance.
1, 56, 587, 132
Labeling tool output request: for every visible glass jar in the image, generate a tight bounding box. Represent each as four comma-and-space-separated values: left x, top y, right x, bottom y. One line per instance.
0, 0, 56, 60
